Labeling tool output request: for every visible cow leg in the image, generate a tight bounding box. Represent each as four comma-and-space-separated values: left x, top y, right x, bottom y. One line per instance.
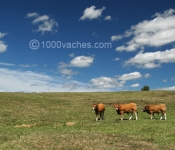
160, 112, 164, 120
129, 112, 133, 120
100, 113, 102, 120
135, 112, 138, 120
164, 112, 167, 120
102, 112, 104, 120
151, 113, 153, 119
96, 113, 98, 121
153, 113, 155, 119
121, 114, 123, 120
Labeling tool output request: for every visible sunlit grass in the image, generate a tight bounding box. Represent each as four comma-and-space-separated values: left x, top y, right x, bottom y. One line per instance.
0, 91, 175, 149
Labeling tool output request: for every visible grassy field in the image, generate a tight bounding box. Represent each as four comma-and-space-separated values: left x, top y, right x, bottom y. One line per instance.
0, 91, 175, 149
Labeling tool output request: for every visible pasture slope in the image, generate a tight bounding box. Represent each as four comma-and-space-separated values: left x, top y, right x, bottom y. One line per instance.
0, 91, 175, 149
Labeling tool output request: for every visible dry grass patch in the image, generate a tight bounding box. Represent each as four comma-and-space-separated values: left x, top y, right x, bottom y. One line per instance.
14, 124, 36, 128
0, 131, 160, 150
66, 122, 76, 126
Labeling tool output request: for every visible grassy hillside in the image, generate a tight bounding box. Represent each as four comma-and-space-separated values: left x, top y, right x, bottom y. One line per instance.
0, 91, 175, 149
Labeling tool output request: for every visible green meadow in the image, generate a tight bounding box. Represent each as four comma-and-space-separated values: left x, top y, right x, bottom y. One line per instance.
0, 91, 175, 149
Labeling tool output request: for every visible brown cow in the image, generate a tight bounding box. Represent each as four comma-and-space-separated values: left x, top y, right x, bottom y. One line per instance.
142, 104, 167, 120
113, 103, 138, 120
92, 103, 105, 121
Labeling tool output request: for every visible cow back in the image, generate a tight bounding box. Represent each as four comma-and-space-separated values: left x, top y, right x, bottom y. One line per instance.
145, 104, 166, 112
97, 103, 105, 112
117, 103, 137, 113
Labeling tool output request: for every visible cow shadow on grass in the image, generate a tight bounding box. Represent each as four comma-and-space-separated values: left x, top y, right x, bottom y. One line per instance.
115, 118, 129, 121
94, 118, 105, 121
145, 118, 159, 120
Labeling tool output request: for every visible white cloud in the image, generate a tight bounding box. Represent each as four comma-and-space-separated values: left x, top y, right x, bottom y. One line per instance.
0, 62, 15, 66
90, 76, 123, 88
57, 62, 71, 68
70, 56, 94, 67
0, 32, 8, 53
66, 76, 72, 79
114, 58, 120, 61
124, 48, 175, 68
62, 83, 78, 90
18, 64, 30, 68
32, 15, 49, 24
26, 12, 58, 34
163, 79, 167, 82
26, 12, 38, 18
116, 9, 175, 52
171, 77, 175, 81
111, 35, 123, 42
0, 68, 105, 92
144, 73, 151, 78
89, 72, 142, 89
157, 86, 175, 91
79, 6, 105, 20
0, 32, 7, 38
118, 71, 142, 81
130, 83, 140, 87
59, 68, 78, 75
104, 15, 112, 20
69, 53, 74, 57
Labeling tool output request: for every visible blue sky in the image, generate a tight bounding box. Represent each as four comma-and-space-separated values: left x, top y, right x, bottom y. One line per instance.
0, 0, 175, 92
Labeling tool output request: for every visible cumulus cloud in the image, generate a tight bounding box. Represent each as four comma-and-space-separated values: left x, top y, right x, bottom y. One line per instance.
0, 68, 103, 92
79, 6, 105, 20
157, 86, 175, 91
90, 71, 142, 89
62, 83, 78, 90
115, 9, 175, 51
118, 72, 142, 81
144, 73, 151, 78
114, 58, 120, 61
32, 15, 49, 24
18, 64, 30, 68
0, 62, 15, 66
124, 48, 175, 68
171, 77, 175, 81
70, 56, 94, 67
130, 83, 140, 87
163, 79, 167, 82
0, 32, 8, 53
90, 76, 123, 88
104, 15, 112, 20
69, 53, 74, 57
111, 35, 123, 41
59, 68, 78, 75
66, 76, 72, 79
26, 12, 38, 18
26, 12, 58, 34
58, 61, 71, 68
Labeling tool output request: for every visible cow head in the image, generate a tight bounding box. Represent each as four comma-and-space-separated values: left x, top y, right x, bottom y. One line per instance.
142, 106, 146, 112
92, 104, 97, 110
113, 104, 119, 111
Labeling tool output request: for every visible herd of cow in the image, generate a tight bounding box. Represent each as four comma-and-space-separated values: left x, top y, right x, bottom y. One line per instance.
92, 103, 167, 121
